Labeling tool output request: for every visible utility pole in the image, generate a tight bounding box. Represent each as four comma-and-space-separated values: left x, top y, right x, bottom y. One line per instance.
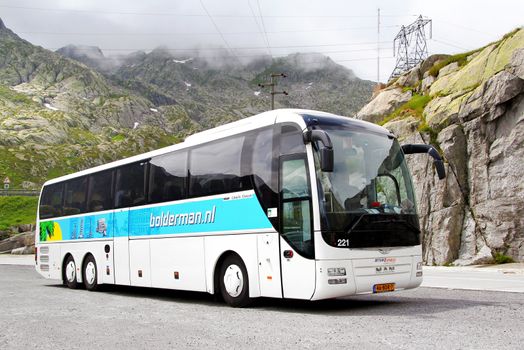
258, 73, 288, 110
389, 15, 432, 80
377, 8, 380, 84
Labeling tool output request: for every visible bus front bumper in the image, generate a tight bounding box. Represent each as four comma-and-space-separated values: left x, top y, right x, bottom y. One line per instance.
311, 255, 423, 300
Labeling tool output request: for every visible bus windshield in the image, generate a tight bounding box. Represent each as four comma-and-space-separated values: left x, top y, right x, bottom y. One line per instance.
314, 127, 420, 248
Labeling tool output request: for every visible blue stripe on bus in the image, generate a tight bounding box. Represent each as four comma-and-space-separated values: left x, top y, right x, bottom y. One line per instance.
40, 192, 273, 242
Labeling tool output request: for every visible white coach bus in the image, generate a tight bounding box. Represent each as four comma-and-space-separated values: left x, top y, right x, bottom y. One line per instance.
35, 109, 445, 307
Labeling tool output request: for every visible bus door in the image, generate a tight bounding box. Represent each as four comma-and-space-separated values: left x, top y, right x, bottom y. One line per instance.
113, 208, 130, 285
279, 155, 316, 299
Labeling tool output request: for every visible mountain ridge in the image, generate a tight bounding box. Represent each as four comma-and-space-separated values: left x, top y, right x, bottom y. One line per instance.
0, 18, 374, 189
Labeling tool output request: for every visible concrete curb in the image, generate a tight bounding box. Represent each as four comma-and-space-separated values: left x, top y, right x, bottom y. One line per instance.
0, 254, 35, 266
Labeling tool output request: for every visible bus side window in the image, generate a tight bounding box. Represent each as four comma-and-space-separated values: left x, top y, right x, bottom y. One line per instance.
64, 177, 87, 216
39, 183, 64, 219
87, 170, 114, 212
251, 128, 278, 211
115, 162, 147, 208
189, 136, 245, 197
149, 152, 187, 204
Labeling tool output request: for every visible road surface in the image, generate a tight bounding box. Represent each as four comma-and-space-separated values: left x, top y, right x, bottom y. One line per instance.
1, 263, 523, 349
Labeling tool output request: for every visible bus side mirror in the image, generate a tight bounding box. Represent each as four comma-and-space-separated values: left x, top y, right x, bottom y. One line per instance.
401, 144, 446, 180
304, 130, 334, 172
320, 147, 334, 172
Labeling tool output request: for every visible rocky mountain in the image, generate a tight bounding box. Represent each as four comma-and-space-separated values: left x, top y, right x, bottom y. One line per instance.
0, 18, 197, 189
357, 28, 524, 265
0, 17, 374, 189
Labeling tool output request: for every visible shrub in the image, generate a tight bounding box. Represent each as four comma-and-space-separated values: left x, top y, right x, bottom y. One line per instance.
493, 252, 514, 264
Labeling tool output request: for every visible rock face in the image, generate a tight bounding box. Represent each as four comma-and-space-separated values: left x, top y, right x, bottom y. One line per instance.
357, 29, 524, 265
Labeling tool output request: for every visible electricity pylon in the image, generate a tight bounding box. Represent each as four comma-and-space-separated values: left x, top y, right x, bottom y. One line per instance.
389, 15, 432, 80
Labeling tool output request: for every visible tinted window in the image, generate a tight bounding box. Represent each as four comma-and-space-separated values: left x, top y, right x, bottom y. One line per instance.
87, 170, 113, 212
39, 183, 64, 219
251, 128, 278, 211
280, 125, 305, 155
115, 162, 147, 208
64, 177, 88, 216
189, 136, 247, 197
149, 152, 187, 204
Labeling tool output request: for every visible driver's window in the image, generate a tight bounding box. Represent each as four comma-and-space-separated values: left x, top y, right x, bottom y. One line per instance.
376, 175, 400, 206
282, 159, 309, 199
281, 157, 313, 258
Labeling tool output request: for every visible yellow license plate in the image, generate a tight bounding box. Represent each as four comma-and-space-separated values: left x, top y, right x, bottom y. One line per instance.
373, 283, 395, 293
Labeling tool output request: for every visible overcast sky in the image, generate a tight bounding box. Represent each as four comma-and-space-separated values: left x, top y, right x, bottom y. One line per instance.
1, 0, 523, 82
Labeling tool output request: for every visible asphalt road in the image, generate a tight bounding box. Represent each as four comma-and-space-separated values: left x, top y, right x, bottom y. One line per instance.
1, 265, 523, 349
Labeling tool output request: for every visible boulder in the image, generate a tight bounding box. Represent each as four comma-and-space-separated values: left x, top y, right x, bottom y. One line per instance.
438, 62, 460, 77
0, 231, 34, 253
420, 75, 435, 93
356, 87, 412, 124
396, 66, 421, 88
420, 54, 450, 76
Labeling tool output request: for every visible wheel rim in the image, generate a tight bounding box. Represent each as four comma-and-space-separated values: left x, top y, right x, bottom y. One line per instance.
223, 264, 243, 298
85, 261, 96, 285
65, 260, 76, 283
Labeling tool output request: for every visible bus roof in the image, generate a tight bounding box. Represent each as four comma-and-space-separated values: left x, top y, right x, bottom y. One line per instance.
42, 109, 391, 187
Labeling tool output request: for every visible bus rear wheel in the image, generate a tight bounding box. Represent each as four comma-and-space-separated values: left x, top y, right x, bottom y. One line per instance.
63, 255, 79, 289
82, 254, 99, 291
219, 255, 251, 308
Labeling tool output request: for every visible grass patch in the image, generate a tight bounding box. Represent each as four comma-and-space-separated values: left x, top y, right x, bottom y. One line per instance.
493, 252, 514, 264
0, 196, 38, 230
0, 85, 34, 105
428, 50, 480, 78
379, 94, 432, 126
111, 134, 125, 142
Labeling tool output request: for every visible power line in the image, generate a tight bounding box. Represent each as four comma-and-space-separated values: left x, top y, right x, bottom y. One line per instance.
335, 56, 394, 62
0, 5, 418, 19
256, 0, 272, 56
247, 0, 271, 56
432, 18, 490, 36
431, 38, 471, 51
18, 25, 402, 37
45, 41, 392, 52
47, 46, 392, 58
198, 0, 239, 62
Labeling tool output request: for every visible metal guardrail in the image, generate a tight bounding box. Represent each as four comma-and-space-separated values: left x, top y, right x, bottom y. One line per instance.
0, 189, 39, 197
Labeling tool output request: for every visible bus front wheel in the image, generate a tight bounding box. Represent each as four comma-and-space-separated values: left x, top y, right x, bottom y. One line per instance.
82, 254, 99, 291
219, 255, 251, 307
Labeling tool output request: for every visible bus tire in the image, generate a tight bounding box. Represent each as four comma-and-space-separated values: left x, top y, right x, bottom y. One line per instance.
63, 255, 79, 289
219, 255, 251, 308
82, 254, 99, 291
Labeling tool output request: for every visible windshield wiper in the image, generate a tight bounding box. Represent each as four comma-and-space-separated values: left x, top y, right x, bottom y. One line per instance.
345, 214, 367, 235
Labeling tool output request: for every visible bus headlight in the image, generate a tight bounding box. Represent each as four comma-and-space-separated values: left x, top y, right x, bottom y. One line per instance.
416, 262, 423, 271
328, 267, 346, 276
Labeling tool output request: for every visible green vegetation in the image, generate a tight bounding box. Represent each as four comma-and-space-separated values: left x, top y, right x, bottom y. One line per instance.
428, 50, 480, 78
0, 196, 38, 230
427, 27, 522, 79
0, 85, 34, 105
493, 252, 514, 264
379, 94, 432, 126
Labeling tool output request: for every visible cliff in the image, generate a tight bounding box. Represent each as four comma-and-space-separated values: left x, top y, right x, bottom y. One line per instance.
357, 28, 524, 265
